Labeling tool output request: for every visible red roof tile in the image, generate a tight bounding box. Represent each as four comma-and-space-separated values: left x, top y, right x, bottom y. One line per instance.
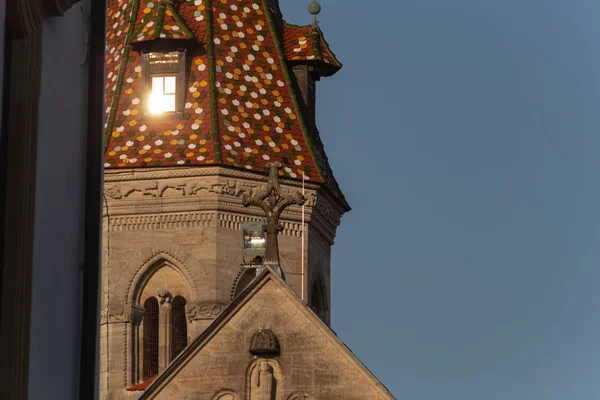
104, 0, 344, 190
281, 23, 342, 72
132, 2, 194, 43
126, 375, 157, 391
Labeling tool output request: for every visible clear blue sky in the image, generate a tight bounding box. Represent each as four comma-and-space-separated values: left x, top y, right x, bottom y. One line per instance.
281, 1, 600, 398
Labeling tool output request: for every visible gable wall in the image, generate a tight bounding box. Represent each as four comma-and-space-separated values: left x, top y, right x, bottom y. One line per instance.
152, 279, 391, 399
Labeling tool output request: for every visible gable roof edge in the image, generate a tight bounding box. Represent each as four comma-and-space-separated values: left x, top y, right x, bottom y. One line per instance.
140, 267, 395, 399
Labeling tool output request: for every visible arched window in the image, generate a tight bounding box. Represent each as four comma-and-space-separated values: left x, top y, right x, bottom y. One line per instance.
171, 296, 187, 359
132, 261, 192, 384
142, 297, 159, 380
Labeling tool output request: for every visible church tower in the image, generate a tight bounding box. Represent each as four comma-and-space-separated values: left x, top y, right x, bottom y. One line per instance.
100, 0, 355, 396
101, 0, 394, 398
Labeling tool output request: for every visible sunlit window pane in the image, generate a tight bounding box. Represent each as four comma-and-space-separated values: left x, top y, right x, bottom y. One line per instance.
151, 76, 163, 93
163, 94, 176, 112
164, 76, 176, 94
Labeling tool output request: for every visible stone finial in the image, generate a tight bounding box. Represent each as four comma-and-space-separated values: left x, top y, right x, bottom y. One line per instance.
249, 329, 280, 356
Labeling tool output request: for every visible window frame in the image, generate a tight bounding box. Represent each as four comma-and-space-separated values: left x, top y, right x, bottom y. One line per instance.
141, 50, 186, 119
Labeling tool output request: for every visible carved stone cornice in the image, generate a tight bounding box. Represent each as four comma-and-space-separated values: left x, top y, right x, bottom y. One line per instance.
104, 166, 321, 190
104, 211, 216, 231
101, 176, 344, 244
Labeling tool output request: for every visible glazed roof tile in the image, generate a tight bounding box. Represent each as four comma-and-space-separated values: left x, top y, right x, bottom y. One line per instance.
132, 2, 194, 42
282, 22, 342, 72
104, 0, 347, 206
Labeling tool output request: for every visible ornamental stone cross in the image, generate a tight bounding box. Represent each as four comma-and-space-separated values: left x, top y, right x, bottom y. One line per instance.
242, 162, 305, 265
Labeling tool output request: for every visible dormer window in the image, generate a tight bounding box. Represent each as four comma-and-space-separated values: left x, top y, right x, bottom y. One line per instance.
142, 50, 186, 118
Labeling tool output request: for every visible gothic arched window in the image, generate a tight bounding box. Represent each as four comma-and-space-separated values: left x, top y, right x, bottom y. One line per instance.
142, 297, 159, 380
133, 262, 192, 384
171, 296, 187, 359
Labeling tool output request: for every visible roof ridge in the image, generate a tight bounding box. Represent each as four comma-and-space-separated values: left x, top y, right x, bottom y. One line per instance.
104, 0, 142, 150
152, 1, 167, 39
314, 25, 342, 68
262, 0, 325, 181
164, 2, 194, 39
132, 3, 158, 38
205, 0, 223, 163
282, 20, 313, 29
310, 26, 322, 60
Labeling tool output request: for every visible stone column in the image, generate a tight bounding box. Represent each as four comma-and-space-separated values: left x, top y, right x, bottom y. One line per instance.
157, 290, 173, 372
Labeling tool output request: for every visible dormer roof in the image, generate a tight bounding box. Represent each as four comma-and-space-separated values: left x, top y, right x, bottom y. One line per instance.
282, 22, 342, 75
131, 1, 195, 43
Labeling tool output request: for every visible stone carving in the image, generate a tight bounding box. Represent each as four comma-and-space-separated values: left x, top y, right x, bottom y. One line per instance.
212, 390, 239, 400
104, 179, 258, 200
249, 329, 280, 357
104, 166, 322, 190
287, 392, 313, 400
102, 303, 145, 324
122, 304, 145, 324
157, 290, 173, 306
186, 302, 227, 321
104, 181, 158, 199
242, 163, 305, 264
251, 360, 275, 400
104, 184, 122, 199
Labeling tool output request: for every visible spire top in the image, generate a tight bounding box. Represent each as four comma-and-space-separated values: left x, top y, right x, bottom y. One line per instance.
308, 0, 321, 25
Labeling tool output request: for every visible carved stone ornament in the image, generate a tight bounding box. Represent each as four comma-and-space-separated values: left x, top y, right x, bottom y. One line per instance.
186, 302, 227, 321
102, 304, 145, 324
287, 392, 314, 400
242, 163, 305, 264
251, 360, 274, 400
157, 290, 173, 306
103, 179, 258, 200
249, 329, 280, 357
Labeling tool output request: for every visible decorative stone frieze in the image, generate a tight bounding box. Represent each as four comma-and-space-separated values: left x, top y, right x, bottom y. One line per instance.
100, 303, 144, 325
185, 302, 228, 321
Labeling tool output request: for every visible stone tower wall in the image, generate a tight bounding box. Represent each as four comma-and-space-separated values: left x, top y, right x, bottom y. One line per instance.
99, 166, 344, 398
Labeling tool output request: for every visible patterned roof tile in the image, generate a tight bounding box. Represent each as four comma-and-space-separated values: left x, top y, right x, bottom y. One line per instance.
104, 0, 345, 196
281, 22, 342, 71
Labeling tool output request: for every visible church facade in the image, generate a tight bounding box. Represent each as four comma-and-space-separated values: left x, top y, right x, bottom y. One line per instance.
100, 0, 393, 398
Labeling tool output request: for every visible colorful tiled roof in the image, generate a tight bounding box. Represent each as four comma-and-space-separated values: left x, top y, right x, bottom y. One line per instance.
104, 0, 346, 197
132, 1, 194, 42
281, 22, 342, 73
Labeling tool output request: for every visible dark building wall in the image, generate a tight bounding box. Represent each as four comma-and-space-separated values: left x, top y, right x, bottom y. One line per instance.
28, 3, 92, 399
